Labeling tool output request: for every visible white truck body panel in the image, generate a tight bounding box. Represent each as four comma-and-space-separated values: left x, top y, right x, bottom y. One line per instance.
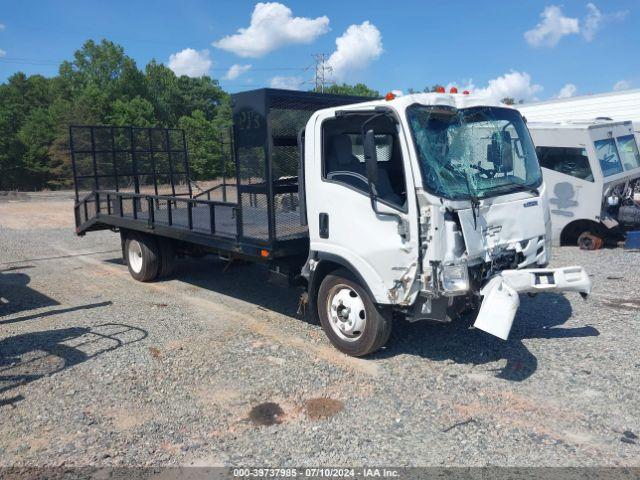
517, 88, 640, 146
527, 120, 640, 243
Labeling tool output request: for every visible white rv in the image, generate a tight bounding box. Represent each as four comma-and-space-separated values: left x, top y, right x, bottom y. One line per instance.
527, 120, 640, 245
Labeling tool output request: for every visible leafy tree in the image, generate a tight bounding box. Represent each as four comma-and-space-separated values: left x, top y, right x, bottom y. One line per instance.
178, 110, 225, 180
17, 108, 55, 188
318, 83, 380, 98
107, 96, 156, 127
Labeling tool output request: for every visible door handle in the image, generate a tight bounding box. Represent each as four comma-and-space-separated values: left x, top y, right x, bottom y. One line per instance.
319, 213, 329, 239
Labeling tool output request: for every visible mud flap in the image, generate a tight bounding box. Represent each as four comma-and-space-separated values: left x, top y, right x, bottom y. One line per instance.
473, 277, 520, 340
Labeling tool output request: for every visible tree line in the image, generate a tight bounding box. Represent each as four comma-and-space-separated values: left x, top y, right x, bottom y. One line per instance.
0, 39, 382, 192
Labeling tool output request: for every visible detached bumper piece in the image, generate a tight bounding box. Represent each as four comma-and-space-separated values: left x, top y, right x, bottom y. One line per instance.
473, 266, 591, 341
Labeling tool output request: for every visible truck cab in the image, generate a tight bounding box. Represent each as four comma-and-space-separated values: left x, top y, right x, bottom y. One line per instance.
528, 120, 640, 246
301, 92, 591, 355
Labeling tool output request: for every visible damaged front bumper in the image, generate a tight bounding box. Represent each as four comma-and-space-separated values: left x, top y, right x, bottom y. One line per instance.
473, 266, 592, 340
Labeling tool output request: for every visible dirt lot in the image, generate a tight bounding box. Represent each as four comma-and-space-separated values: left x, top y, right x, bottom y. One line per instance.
1, 195, 639, 467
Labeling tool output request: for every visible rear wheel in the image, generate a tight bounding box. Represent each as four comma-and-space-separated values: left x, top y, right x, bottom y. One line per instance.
158, 238, 175, 278
317, 269, 392, 357
125, 233, 160, 282
577, 231, 604, 250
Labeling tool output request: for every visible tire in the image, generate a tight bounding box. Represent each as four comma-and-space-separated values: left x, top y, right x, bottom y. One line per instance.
158, 238, 175, 278
124, 233, 160, 282
317, 269, 392, 357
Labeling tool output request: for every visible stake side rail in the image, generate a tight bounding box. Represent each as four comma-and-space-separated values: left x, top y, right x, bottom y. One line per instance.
73, 189, 306, 259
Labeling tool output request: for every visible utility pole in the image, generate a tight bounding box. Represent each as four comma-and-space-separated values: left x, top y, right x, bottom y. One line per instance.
310, 53, 333, 93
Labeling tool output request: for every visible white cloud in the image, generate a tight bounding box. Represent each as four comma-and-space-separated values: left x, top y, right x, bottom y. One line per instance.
224, 64, 252, 80
168, 48, 212, 77
0, 48, 5, 58
583, 3, 628, 41
270, 75, 304, 90
556, 83, 577, 99
613, 80, 631, 91
213, 2, 329, 58
326, 21, 383, 80
473, 71, 543, 102
583, 3, 602, 41
524, 5, 579, 47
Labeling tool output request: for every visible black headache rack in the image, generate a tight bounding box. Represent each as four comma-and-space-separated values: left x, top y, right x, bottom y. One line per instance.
71, 89, 371, 259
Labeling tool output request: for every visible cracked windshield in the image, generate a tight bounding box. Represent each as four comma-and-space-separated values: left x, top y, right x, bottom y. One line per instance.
407, 105, 542, 200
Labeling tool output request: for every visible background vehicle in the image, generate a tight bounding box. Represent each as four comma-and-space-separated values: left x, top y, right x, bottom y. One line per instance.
527, 120, 640, 247
518, 88, 640, 146
71, 88, 591, 356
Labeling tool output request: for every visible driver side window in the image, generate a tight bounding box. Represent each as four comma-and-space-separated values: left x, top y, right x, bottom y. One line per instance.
322, 117, 407, 209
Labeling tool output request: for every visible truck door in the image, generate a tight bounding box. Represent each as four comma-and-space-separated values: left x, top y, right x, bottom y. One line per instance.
306, 112, 419, 304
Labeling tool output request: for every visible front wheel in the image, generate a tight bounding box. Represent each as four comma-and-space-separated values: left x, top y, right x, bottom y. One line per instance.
317, 269, 392, 357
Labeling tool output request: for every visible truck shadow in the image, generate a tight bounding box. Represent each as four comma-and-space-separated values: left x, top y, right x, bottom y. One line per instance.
378, 293, 599, 382
169, 257, 303, 318
0, 323, 147, 407
165, 257, 598, 382
0, 268, 59, 317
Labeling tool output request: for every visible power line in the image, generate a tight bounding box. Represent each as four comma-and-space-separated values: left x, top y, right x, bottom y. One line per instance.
0, 56, 307, 71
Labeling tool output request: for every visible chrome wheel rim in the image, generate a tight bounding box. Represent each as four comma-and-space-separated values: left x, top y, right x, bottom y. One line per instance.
128, 240, 143, 273
326, 284, 366, 342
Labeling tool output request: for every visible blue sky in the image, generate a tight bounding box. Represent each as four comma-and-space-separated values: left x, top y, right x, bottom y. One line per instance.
0, 0, 638, 101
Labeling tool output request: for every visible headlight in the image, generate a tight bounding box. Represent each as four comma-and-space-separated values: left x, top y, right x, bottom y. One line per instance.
441, 263, 469, 294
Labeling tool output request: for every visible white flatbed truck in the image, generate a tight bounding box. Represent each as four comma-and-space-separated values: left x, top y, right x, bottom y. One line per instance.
71, 88, 591, 356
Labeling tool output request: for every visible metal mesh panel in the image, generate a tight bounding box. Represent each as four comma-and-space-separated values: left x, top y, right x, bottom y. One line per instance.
238, 147, 265, 184
168, 201, 189, 228
240, 193, 269, 240
214, 204, 237, 238
172, 174, 191, 196
269, 107, 315, 138
70, 126, 191, 201
85, 198, 97, 220
274, 192, 307, 239
271, 145, 299, 180
156, 174, 174, 196
191, 204, 211, 233
120, 197, 135, 218
237, 145, 269, 240
75, 177, 96, 198
153, 198, 171, 225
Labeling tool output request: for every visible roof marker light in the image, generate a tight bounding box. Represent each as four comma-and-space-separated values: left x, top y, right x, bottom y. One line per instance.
463, 90, 470, 95
385, 92, 396, 101
450, 87, 458, 94
435, 86, 445, 93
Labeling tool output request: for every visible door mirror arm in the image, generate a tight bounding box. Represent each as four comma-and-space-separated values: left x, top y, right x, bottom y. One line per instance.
361, 116, 409, 241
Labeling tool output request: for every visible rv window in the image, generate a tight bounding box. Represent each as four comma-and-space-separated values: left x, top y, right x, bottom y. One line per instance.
536, 146, 594, 182
617, 135, 640, 171
594, 138, 623, 177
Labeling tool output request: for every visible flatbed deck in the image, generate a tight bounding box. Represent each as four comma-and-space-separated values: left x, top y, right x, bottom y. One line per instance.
75, 190, 308, 259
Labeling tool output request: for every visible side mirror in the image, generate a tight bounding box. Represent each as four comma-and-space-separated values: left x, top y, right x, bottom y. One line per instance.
363, 129, 379, 185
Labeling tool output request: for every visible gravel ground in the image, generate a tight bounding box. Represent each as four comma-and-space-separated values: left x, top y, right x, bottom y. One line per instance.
1, 196, 639, 468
